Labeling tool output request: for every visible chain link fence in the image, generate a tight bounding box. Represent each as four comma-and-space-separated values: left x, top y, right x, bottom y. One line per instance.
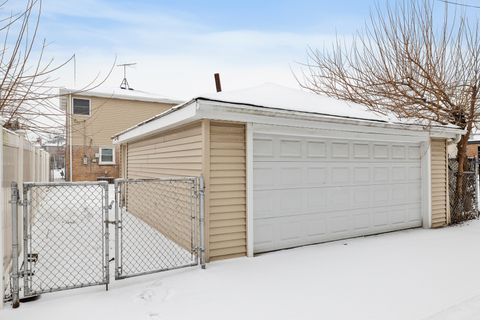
4, 177, 206, 308
448, 158, 479, 223
115, 177, 205, 279
21, 182, 109, 298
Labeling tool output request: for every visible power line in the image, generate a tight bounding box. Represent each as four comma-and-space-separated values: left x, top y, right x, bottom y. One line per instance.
438, 0, 480, 9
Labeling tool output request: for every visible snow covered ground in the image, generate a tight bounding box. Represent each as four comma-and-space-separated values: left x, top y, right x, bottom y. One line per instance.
3, 218, 480, 320
52, 169, 65, 181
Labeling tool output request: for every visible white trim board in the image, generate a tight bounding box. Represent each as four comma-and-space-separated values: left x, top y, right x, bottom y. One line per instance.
113, 99, 464, 145
246, 122, 254, 257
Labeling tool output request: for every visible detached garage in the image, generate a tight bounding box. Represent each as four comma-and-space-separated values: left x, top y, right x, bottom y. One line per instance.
113, 83, 463, 261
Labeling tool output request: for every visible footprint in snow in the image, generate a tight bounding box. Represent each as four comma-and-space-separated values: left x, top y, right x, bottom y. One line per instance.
135, 289, 155, 303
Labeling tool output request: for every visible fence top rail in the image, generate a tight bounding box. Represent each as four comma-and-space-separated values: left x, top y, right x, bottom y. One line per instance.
115, 177, 199, 184
23, 181, 109, 187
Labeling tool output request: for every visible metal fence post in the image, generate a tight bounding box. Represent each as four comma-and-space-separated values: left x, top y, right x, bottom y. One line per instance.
114, 180, 120, 279
22, 185, 29, 299
10, 182, 19, 308
104, 183, 110, 291
199, 176, 206, 269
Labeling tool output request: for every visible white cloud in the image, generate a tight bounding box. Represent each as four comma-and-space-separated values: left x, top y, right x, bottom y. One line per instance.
35, 0, 347, 99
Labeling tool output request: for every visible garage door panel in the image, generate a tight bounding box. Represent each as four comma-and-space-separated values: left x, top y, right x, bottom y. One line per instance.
392, 145, 407, 159
352, 210, 371, 231
279, 139, 302, 157
307, 141, 327, 158
328, 214, 351, 234
253, 222, 275, 248
306, 217, 327, 236
408, 165, 421, 181
306, 167, 328, 185
279, 219, 302, 241
253, 131, 423, 253
279, 167, 303, 186
331, 167, 350, 184
253, 166, 274, 188
331, 142, 349, 158
253, 138, 274, 158
353, 143, 370, 158
373, 166, 389, 182
306, 188, 327, 209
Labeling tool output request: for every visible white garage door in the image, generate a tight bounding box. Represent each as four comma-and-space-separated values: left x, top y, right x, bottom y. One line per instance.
253, 129, 423, 253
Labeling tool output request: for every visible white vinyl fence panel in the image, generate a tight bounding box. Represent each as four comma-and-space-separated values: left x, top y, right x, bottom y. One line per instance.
1, 127, 50, 307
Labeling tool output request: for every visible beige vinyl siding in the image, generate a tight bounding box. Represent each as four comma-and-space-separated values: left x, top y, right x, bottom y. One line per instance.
208, 121, 247, 260
127, 122, 203, 178
124, 122, 203, 251
431, 139, 449, 228
69, 96, 174, 146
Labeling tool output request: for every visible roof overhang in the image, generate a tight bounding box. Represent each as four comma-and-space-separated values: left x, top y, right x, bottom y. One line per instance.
59, 88, 184, 105
113, 98, 465, 144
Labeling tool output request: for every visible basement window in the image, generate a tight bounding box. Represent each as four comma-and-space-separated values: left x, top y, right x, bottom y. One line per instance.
72, 98, 91, 115
99, 147, 115, 165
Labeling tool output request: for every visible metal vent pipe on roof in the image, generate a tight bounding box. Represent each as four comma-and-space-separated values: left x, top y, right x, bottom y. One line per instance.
214, 73, 222, 92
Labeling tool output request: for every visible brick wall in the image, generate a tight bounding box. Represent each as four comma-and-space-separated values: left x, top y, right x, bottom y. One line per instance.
466, 144, 479, 158
66, 144, 120, 181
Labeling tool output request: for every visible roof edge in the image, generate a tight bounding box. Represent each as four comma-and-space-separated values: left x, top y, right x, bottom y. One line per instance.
59, 87, 184, 105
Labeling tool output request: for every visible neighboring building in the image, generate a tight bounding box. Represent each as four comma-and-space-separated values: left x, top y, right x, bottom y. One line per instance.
447, 129, 480, 159
113, 83, 464, 262
60, 88, 182, 181
42, 134, 66, 170
466, 129, 480, 158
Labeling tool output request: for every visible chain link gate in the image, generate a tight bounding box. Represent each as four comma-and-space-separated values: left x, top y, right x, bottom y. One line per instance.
114, 177, 205, 279
4, 176, 205, 308
5, 181, 110, 307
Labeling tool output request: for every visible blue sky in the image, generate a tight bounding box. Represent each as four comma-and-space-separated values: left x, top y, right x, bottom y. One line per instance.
9, 0, 469, 98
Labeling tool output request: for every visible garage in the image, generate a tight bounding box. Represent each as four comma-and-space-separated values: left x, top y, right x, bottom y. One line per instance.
252, 128, 422, 253
113, 83, 462, 261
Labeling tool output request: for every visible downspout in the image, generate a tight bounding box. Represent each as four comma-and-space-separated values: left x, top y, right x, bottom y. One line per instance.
448, 134, 462, 146
446, 133, 462, 225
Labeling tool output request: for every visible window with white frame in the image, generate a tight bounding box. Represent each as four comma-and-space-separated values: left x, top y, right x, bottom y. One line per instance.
72, 98, 90, 115
99, 147, 115, 164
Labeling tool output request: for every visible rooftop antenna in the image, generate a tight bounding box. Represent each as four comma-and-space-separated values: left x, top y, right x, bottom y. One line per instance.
117, 62, 137, 90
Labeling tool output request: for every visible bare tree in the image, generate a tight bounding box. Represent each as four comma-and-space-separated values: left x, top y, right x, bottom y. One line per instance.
299, 0, 480, 222
0, 0, 114, 139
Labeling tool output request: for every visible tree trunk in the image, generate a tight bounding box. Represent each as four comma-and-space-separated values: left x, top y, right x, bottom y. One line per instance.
453, 134, 470, 223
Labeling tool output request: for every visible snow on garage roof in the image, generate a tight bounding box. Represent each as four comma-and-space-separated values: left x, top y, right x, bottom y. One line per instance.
113, 83, 463, 143
198, 83, 392, 123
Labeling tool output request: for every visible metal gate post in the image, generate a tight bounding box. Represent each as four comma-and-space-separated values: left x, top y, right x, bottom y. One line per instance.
103, 183, 110, 291
10, 182, 19, 308
114, 180, 121, 279
22, 185, 29, 298
199, 176, 206, 269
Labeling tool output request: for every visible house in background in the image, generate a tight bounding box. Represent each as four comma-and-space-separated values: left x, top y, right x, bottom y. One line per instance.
60, 88, 182, 181
466, 129, 480, 158
42, 134, 66, 170
113, 83, 463, 262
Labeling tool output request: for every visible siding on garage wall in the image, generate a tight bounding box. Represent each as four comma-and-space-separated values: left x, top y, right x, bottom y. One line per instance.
431, 139, 449, 227
126, 122, 203, 178
208, 121, 247, 261
123, 120, 247, 261
123, 122, 203, 252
